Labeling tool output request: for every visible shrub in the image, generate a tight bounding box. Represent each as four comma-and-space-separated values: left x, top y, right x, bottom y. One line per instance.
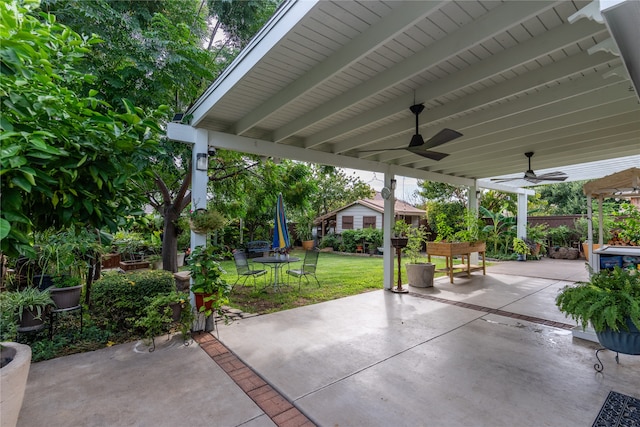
91, 270, 175, 333
319, 233, 340, 249
341, 230, 359, 252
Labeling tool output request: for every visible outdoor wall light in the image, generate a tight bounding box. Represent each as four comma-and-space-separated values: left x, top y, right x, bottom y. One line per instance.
196, 153, 208, 171
390, 179, 397, 190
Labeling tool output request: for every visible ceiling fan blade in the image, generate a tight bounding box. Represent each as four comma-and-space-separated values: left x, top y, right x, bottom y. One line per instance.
407, 147, 449, 161
534, 173, 568, 181
358, 147, 407, 154
424, 128, 463, 149
490, 177, 520, 182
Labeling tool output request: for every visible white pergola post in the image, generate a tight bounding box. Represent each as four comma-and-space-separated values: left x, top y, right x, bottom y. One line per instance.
468, 184, 479, 265
517, 192, 528, 239
383, 172, 395, 290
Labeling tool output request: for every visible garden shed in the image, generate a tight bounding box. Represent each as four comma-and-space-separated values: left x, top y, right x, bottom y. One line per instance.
583, 167, 640, 269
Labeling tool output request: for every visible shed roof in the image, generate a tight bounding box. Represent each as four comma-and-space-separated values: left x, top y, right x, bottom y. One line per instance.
582, 167, 640, 197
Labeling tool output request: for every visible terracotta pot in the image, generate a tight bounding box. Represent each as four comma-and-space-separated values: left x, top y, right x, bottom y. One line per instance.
301, 240, 314, 250
194, 293, 214, 312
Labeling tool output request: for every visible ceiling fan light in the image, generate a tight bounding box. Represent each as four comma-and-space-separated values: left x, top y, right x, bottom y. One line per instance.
409, 134, 424, 147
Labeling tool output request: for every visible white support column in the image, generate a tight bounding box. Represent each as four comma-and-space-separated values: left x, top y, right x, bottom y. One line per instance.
468, 184, 479, 264
383, 173, 395, 290
517, 192, 528, 239
587, 194, 594, 269
191, 129, 209, 251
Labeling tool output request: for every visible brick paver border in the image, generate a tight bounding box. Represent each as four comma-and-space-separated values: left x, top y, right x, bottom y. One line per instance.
193, 332, 316, 427
408, 292, 575, 330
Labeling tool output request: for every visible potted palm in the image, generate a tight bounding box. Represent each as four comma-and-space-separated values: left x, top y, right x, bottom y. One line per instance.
556, 266, 640, 355
404, 226, 435, 288
187, 245, 231, 318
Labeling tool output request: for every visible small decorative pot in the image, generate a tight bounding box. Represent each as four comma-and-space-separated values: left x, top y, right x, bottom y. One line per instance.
194, 293, 214, 312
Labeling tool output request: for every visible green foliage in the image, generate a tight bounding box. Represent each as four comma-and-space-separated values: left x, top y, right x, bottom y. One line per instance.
319, 233, 340, 250
135, 291, 193, 341
112, 231, 147, 261
534, 181, 589, 215
307, 165, 374, 218
404, 226, 427, 264
547, 225, 575, 247
618, 202, 640, 244
512, 238, 531, 255
91, 270, 175, 332
454, 210, 486, 243
479, 206, 516, 256
418, 181, 467, 203
556, 266, 640, 332
393, 220, 411, 237
340, 230, 360, 253
187, 245, 231, 317
0, 0, 167, 257
425, 201, 465, 241
189, 209, 226, 233
340, 228, 383, 253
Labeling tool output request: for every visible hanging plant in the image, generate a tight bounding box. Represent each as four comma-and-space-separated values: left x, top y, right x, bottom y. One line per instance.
189, 209, 226, 234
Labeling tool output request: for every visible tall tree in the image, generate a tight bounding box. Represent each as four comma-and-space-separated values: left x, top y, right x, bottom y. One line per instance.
0, 0, 166, 257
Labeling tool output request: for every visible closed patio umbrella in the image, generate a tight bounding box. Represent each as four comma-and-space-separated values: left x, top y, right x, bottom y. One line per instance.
272, 193, 290, 251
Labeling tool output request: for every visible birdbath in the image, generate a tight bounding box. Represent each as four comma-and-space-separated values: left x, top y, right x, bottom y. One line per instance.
390, 238, 409, 293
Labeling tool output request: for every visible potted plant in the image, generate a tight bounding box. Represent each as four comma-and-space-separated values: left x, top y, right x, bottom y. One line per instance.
189, 208, 226, 234
525, 223, 548, 258
556, 266, 640, 355
187, 245, 232, 318
5, 287, 54, 332
49, 274, 83, 310
403, 226, 435, 288
391, 220, 410, 248
135, 291, 194, 345
512, 237, 531, 261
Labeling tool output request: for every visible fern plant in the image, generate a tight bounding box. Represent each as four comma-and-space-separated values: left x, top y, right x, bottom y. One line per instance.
556, 266, 640, 332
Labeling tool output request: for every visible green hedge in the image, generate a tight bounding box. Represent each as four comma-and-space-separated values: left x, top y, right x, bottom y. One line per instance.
91, 270, 175, 333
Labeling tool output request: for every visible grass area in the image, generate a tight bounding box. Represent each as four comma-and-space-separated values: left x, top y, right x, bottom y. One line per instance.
217, 249, 456, 314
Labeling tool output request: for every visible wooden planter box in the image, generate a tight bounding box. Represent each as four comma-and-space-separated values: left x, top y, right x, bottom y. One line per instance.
426, 241, 486, 284
101, 253, 121, 269
119, 260, 150, 271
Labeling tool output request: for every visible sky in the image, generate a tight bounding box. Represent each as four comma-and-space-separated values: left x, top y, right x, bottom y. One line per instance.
342, 168, 421, 204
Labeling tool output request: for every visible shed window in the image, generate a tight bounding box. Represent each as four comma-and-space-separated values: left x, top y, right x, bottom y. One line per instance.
342, 216, 354, 230
363, 216, 376, 229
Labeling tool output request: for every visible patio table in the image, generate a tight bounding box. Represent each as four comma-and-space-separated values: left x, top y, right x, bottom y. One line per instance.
252, 256, 300, 290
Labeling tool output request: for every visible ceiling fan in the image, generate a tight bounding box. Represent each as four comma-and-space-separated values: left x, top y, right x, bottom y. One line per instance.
492, 152, 568, 183
359, 104, 462, 161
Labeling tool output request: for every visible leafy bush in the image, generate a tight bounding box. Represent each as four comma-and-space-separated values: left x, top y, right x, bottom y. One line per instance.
319, 233, 340, 249
341, 230, 359, 253
91, 270, 175, 333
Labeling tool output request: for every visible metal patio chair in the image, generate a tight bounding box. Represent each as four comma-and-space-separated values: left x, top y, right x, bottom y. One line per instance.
286, 250, 320, 290
233, 250, 267, 288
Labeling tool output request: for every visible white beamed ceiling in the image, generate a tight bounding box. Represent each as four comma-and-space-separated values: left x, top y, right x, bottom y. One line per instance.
185, 0, 640, 188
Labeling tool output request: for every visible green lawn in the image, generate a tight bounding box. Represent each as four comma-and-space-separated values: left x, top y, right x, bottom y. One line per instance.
217, 250, 455, 314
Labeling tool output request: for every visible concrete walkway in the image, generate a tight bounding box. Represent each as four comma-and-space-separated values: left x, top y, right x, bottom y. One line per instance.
16, 258, 640, 426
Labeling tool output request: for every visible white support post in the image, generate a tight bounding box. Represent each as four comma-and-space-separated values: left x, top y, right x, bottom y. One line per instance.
517, 192, 528, 239
191, 129, 210, 330
468, 184, 479, 265
587, 194, 594, 269
383, 173, 395, 290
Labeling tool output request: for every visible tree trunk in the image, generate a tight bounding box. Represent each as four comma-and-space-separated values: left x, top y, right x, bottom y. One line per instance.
162, 206, 180, 273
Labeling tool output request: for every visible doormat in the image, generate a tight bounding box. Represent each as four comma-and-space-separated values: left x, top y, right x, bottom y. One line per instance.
592, 391, 640, 427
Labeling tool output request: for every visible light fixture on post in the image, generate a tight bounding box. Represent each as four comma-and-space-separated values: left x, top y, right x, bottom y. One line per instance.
390, 179, 397, 190
196, 153, 208, 171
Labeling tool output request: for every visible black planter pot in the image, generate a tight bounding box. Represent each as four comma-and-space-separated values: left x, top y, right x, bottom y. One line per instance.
32, 274, 53, 291
49, 285, 83, 310
391, 238, 408, 249
596, 319, 640, 355
17, 308, 47, 333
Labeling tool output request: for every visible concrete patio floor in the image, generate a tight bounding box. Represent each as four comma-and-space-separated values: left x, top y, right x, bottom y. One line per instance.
16, 258, 640, 426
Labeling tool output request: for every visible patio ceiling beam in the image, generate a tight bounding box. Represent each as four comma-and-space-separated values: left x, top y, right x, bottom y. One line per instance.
230, 1, 445, 136
307, 18, 606, 149
271, 0, 557, 143
336, 51, 616, 156
164, 124, 475, 187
